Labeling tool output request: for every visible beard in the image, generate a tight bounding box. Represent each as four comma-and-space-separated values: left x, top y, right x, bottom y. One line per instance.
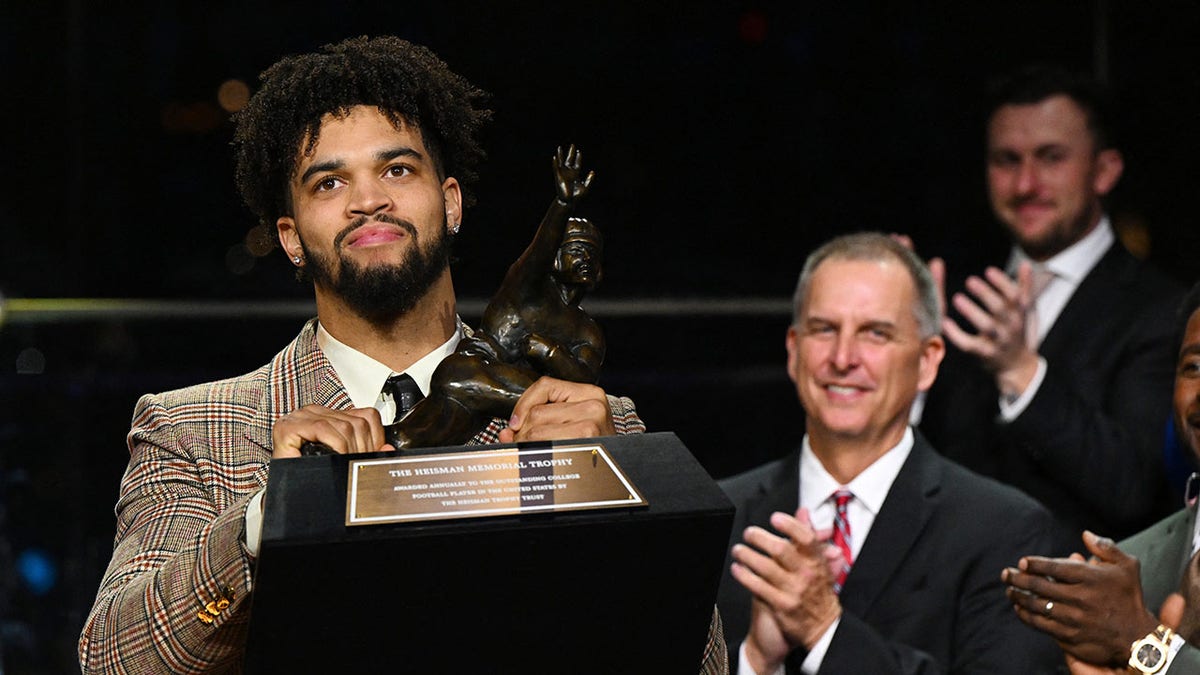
301, 214, 453, 323
1004, 198, 1096, 261
1012, 218, 1082, 261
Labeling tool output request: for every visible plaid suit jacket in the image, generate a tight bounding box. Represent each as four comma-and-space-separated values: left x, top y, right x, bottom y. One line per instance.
78, 319, 672, 673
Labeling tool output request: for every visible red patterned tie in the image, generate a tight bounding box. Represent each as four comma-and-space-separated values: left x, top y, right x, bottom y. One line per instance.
830, 490, 854, 594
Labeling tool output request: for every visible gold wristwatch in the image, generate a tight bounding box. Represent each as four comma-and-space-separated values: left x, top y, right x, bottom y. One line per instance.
1128, 624, 1175, 673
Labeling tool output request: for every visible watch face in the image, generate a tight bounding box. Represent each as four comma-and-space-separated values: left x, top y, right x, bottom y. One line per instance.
1137, 642, 1164, 668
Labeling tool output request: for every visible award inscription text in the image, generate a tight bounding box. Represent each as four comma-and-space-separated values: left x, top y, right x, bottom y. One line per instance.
347, 444, 646, 526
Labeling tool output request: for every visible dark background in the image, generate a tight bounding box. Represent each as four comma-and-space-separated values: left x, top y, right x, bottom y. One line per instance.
2, 1, 1198, 671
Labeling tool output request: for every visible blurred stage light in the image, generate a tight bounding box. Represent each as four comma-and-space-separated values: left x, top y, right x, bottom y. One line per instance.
245, 223, 277, 257
15, 347, 45, 375
218, 79, 250, 113
1115, 213, 1151, 260
161, 101, 224, 133
16, 548, 57, 596
738, 10, 768, 45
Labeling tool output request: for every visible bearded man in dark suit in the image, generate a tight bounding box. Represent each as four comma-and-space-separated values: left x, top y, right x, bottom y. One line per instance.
919, 65, 1182, 544
79, 36, 725, 674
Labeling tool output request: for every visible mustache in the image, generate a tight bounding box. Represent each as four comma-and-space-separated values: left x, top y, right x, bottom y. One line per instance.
333, 214, 419, 249
1009, 194, 1052, 207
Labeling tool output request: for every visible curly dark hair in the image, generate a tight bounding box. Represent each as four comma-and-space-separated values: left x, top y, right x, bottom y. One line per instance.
233, 35, 492, 227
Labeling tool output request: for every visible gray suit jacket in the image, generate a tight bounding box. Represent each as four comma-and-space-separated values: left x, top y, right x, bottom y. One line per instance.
1122, 504, 1200, 673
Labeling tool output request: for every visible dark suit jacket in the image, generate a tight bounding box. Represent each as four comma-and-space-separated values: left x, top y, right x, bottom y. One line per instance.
1121, 504, 1200, 674
921, 242, 1181, 543
716, 432, 1062, 673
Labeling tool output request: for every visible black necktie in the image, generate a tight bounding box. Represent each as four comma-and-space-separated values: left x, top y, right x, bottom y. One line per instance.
384, 373, 424, 420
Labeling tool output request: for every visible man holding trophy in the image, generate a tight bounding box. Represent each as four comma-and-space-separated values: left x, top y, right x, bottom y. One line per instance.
79, 36, 724, 673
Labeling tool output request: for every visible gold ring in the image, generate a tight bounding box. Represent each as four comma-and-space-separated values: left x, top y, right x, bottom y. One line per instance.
1043, 600, 1053, 617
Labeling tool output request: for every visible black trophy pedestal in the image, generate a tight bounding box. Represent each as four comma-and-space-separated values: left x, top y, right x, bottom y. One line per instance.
245, 431, 733, 674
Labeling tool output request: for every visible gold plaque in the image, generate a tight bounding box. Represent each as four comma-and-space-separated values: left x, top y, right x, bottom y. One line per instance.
346, 443, 647, 526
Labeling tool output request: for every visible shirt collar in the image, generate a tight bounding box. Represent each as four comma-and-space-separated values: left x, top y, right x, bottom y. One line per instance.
1007, 215, 1114, 285
799, 426, 914, 516
316, 318, 463, 409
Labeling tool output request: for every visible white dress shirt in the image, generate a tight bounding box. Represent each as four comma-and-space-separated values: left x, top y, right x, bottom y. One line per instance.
245, 319, 464, 556
739, 427, 916, 675
1191, 500, 1200, 559
317, 319, 462, 423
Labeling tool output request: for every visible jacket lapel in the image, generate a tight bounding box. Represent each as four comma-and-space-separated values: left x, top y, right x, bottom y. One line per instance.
1134, 503, 1198, 611
838, 434, 940, 615
747, 451, 802, 529
243, 319, 353, 452
1173, 504, 1198, 588
1039, 242, 1130, 358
